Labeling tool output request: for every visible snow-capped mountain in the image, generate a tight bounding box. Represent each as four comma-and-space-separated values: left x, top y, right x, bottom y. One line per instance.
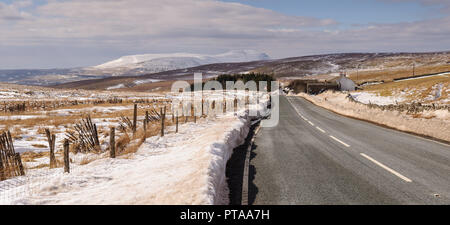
91, 50, 271, 73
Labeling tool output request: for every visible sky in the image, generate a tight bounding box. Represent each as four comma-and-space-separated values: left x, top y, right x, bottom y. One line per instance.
1, 0, 450, 69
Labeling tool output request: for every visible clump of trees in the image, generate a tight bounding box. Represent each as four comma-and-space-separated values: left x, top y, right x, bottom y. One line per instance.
190, 73, 275, 92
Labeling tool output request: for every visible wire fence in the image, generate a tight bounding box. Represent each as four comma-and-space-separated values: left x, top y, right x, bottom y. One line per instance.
2, 168, 53, 204
0, 92, 268, 204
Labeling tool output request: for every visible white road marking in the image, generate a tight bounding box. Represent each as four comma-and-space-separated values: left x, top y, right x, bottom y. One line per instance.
360, 153, 412, 183
316, 126, 326, 133
329, 135, 351, 147
288, 97, 312, 123
289, 96, 355, 147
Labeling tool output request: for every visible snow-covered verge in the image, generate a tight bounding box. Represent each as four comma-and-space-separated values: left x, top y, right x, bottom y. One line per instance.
350, 92, 404, 105
296, 91, 450, 142
0, 94, 270, 205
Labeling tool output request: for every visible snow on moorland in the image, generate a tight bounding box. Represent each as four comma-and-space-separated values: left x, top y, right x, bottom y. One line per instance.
1, 92, 271, 205
350, 92, 404, 105
93, 50, 270, 71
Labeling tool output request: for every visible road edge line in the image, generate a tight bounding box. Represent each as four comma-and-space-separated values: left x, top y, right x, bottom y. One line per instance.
241, 123, 261, 205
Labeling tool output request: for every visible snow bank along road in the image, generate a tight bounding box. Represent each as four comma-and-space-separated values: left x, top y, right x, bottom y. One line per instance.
248, 96, 450, 204
1, 111, 254, 205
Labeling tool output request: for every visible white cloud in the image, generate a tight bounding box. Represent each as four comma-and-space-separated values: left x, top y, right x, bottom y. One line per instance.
12, 0, 34, 8
0, 1, 32, 21
0, 0, 336, 43
0, 0, 450, 68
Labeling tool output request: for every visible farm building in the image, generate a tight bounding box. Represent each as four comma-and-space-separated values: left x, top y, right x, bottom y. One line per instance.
287, 73, 357, 94
334, 73, 357, 91
287, 79, 337, 95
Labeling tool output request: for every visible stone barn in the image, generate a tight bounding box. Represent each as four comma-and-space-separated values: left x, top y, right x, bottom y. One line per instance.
288, 79, 338, 95
288, 73, 357, 95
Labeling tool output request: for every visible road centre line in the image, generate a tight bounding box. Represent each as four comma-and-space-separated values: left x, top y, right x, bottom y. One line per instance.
329, 135, 351, 147
360, 153, 413, 183
316, 126, 326, 133
289, 96, 354, 148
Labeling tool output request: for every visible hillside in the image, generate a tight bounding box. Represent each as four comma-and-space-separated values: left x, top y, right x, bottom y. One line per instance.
1, 51, 449, 91
53, 51, 450, 92
0, 50, 270, 86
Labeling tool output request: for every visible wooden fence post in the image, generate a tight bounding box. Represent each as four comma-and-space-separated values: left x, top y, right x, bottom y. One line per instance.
234, 97, 237, 114
194, 107, 197, 123
160, 106, 166, 137
0, 150, 4, 181
223, 99, 227, 113
50, 134, 56, 167
93, 124, 100, 150
1, 133, 8, 178
45, 129, 57, 168
143, 119, 147, 141
176, 114, 179, 133
110, 127, 115, 158
6, 131, 17, 177
63, 139, 70, 173
201, 99, 204, 116
1, 133, 8, 177
14, 153, 24, 176
133, 104, 137, 134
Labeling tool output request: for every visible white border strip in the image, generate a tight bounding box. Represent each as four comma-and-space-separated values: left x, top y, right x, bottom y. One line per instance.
360, 153, 412, 183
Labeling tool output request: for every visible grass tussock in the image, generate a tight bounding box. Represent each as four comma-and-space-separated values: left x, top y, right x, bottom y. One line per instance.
115, 116, 179, 157
116, 133, 131, 153
28, 163, 50, 169
119, 139, 144, 156
410, 113, 436, 119
79, 156, 97, 165
21, 151, 49, 162
25, 136, 36, 141
69, 142, 81, 154
31, 144, 47, 148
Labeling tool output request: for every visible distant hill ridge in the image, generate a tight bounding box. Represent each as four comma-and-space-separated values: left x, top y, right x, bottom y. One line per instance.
0, 51, 449, 87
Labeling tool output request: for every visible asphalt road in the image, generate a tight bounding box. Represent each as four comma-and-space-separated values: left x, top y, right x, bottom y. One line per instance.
249, 95, 450, 205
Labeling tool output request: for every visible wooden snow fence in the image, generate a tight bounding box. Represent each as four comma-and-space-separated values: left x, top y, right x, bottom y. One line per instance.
65, 115, 101, 153
0, 131, 25, 181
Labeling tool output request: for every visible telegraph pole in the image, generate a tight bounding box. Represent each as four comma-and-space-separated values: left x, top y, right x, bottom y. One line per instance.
356, 64, 360, 84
